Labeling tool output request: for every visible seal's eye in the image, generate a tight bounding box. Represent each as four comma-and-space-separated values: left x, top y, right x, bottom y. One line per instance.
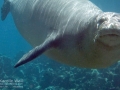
112, 14, 120, 22
97, 17, 107, 29
118, 19, 120, 22
112, 14, 119, 17
98, 17, 106, 24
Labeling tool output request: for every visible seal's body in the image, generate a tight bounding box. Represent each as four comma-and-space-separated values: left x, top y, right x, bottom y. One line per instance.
1, 0, 120, 68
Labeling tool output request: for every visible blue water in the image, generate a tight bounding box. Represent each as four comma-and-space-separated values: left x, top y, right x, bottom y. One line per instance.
0, 0, 31, 58
0, 0, 120, 90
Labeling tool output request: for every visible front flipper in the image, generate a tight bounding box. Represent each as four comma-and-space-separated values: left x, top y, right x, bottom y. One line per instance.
14, 36, 61, 68
1, 0, 10, 21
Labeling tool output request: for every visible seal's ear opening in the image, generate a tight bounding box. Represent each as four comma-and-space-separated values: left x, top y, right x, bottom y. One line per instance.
14, 36, 62, 68
1, 0, 10, 21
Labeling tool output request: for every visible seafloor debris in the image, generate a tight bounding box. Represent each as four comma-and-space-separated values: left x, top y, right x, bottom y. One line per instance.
0, 53, 120, 90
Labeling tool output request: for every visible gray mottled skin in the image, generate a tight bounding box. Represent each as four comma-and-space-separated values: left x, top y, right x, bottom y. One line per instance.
1, 0, 120, 68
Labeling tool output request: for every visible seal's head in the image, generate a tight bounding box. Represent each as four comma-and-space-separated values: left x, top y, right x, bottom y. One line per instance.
94, 12, 120, 47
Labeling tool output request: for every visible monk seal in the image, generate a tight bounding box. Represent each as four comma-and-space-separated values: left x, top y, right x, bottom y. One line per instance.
1, 0, 120, 68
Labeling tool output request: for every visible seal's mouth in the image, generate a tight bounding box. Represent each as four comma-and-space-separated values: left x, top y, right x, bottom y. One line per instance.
101, 34, 119, 37
99, 31, 120, 38
95, 31, 120, 47
94, 25, 120, 46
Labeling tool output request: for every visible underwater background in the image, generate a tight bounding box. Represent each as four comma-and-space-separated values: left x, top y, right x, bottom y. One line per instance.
0, 0, 120, 90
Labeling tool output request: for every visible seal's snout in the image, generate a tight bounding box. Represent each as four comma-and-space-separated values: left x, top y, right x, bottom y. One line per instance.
95, 12, 120, 46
